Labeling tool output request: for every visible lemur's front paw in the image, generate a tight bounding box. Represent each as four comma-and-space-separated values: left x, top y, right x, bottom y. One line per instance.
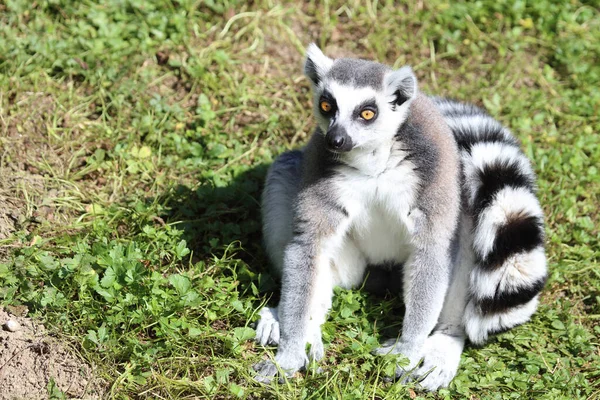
373, 338, 423, 380
253, 360, 284, 384
253, 351, 309, 384
410, 333, 463, 391
255, 307, 280, 346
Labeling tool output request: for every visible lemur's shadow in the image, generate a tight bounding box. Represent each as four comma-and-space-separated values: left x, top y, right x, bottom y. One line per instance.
158, 163, 277, 291
160, 161, 407, 339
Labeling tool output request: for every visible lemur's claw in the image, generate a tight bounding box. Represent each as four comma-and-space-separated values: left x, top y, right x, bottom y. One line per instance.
253, 360, 279, 384
253, 359, 299, 384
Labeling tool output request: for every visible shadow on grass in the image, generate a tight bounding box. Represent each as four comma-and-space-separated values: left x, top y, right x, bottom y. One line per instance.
158, 163, 279, 293
157, 160, 409, 339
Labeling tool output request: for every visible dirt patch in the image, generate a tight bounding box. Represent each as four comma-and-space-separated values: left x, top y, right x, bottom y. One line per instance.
0, 195, 23, 241
0, 92, 59, 245
0, 194, 23, 262
0, 87, 103, 247
0, 308, 105, 400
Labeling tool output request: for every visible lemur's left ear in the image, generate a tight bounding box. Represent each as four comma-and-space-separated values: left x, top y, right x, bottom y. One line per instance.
304, 43, 333, 86
385, 66, 418, 107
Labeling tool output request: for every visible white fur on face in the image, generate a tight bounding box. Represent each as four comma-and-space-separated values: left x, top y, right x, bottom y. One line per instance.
315, 79, 412, 151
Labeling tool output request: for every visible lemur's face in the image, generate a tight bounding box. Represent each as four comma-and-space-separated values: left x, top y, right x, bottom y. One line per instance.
304, 44, 417, 153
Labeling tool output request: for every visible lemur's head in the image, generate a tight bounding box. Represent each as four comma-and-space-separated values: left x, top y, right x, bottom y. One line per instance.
304, 44, 417, 154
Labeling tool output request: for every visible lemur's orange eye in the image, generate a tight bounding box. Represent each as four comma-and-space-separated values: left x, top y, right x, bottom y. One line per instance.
320, 101, 332, 112
361, 109, 375, 120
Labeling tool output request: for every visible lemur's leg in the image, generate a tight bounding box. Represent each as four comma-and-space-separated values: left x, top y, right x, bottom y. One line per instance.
254, 251, 336, 368
409, 217, 472, 390
305, 238, 367, 361
254, 183, 354, 382
261, 150, 303, 278
255, 238, 366, 351
254, 149, 366, 352
373, 211, 452, 376
254, 229, 358, 382
255, 151, 301, 347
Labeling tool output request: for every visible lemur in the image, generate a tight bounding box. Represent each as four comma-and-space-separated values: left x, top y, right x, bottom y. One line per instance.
252, 44, 547, 391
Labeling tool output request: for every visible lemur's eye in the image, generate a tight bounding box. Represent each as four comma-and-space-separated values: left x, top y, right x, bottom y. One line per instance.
320, 101, 332, 113
361, 109, 376, 120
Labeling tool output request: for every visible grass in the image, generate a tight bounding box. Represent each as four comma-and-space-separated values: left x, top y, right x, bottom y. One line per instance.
0, 0, 599, 398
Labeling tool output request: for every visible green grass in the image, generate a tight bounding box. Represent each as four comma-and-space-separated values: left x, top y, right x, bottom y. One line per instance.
1, 0, 599, 398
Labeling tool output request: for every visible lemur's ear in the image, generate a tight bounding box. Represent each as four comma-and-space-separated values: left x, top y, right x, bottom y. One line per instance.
304, 43, 333, 86
385, 66, 418, 107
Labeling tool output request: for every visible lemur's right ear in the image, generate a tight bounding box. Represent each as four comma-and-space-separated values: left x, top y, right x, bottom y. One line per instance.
304, 44, 333, 86
385, 66, 418, 107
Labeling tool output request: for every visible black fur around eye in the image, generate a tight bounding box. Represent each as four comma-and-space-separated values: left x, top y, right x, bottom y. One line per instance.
353, 99, 379, 123
319, 93, 336, 115
355, 101, 378, 123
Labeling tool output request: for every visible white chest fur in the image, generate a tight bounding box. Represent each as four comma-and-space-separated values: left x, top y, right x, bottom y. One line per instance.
333, 151, 421, 265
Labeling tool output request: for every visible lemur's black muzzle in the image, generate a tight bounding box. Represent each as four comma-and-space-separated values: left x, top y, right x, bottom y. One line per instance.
325, 125, 353, 152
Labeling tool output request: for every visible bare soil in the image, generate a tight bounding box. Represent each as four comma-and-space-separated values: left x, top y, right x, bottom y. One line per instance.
0, 195, 22, 242
0, 308, 105, 400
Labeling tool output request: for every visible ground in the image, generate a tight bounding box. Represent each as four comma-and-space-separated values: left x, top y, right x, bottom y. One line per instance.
0, 1, 599, 399
0, 307, 104, 399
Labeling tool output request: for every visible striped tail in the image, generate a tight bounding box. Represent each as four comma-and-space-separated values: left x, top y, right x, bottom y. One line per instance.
434, 97, 548, 345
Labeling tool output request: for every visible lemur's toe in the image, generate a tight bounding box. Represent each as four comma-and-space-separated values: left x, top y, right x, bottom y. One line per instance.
254, 307, 280, 346
381, 337, 401, 347
411, 333, 463, 391
372, 337, 403, 355
414, 366, 452, 391
372, 344, 396, 356
253, 360, 278, 383
253, 359, 299, 384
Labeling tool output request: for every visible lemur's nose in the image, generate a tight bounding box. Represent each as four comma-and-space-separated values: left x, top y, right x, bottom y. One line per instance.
330, 135, 345, 149
326, 125, 353, 152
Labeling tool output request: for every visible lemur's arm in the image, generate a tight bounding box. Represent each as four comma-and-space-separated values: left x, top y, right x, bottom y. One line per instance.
403, 242, 451, 344
255, 174, 351, 381
373, 211, 454, 366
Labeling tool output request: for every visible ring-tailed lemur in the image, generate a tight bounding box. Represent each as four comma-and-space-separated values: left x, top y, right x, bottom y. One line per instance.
253, 44, 547, 391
